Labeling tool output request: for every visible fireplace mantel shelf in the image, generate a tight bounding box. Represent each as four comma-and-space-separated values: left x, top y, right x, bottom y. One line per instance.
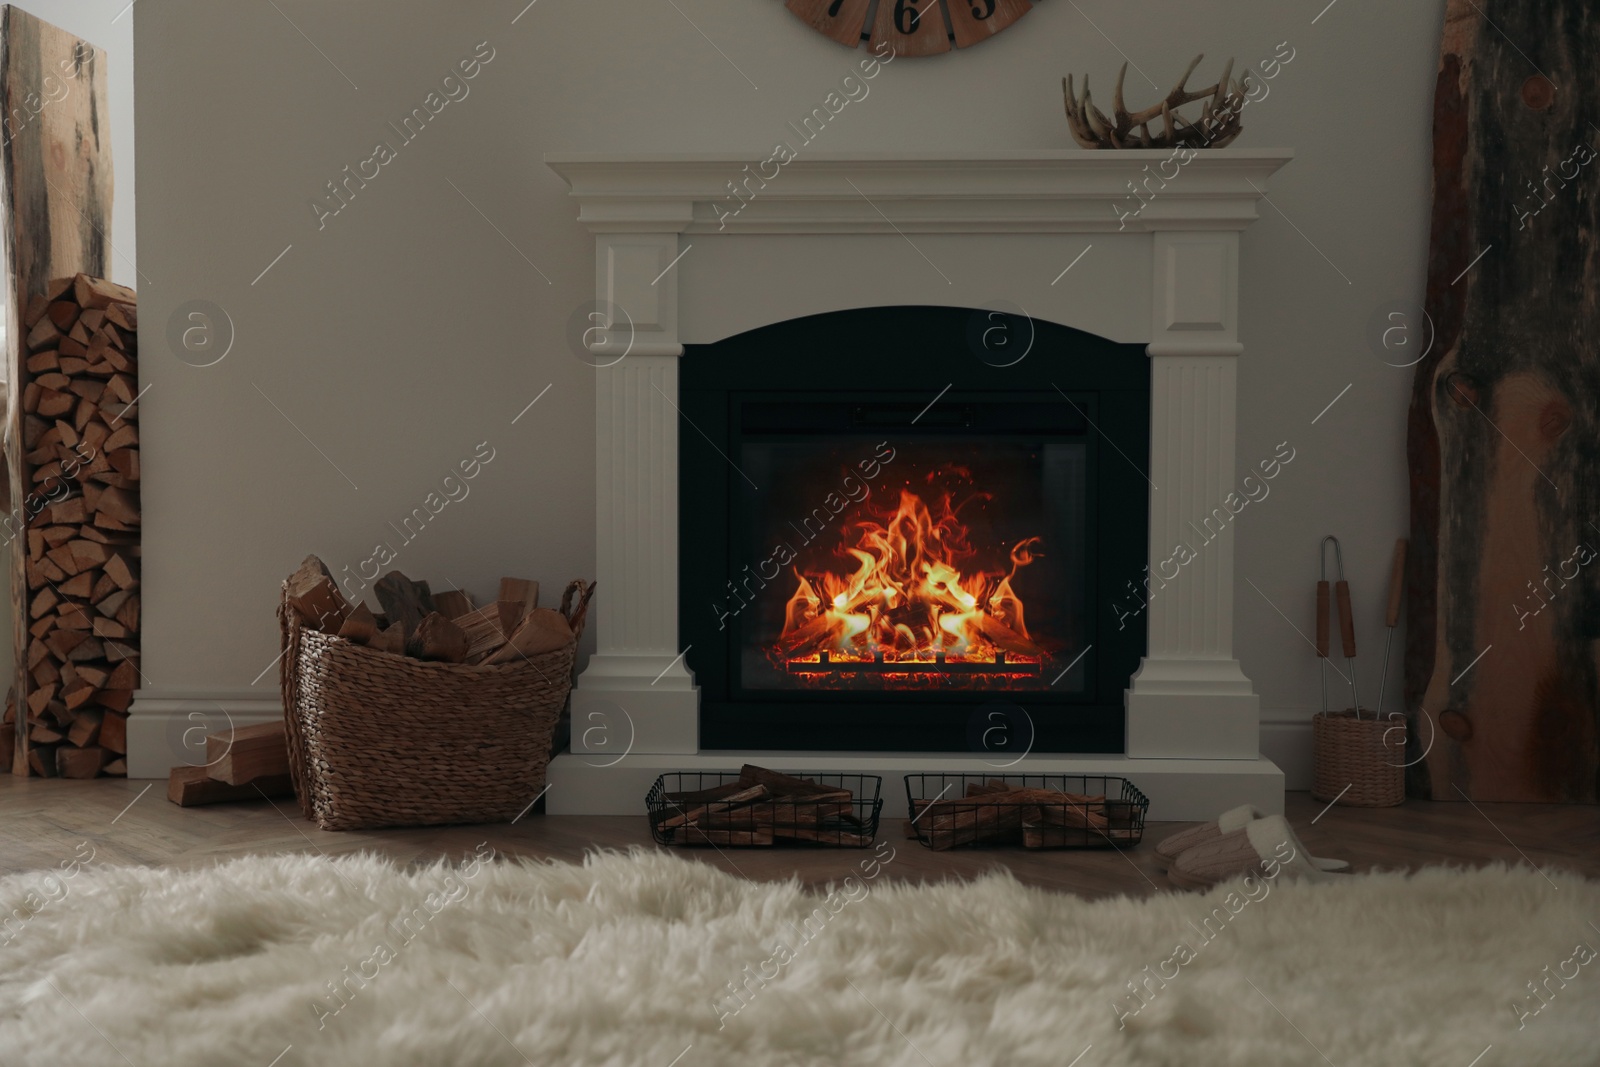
543, 148, 1291, 820
547, 149, 1295, 234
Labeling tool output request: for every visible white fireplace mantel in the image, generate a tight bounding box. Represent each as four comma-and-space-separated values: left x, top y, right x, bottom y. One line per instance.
544, 150, 1292, 819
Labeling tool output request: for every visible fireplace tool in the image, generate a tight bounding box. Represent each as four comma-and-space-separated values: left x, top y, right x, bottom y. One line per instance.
1311, 535, 1405, 806
1316, 535, 1360, 717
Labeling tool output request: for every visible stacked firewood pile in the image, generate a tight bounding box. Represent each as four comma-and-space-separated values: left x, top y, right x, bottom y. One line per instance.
908, 780, 1134, 850
3, 274, 140, 779
651, 764, 876, 846
285, 555, 593, 666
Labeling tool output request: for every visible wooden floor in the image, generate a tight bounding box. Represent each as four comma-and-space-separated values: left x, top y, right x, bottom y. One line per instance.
2, 776, 1596, 898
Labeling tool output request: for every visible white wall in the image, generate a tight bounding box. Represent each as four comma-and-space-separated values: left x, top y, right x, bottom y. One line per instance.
132, 0, 1445, 779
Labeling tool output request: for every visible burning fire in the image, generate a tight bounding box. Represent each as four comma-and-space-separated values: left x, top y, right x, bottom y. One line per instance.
776, 484, 1043, 679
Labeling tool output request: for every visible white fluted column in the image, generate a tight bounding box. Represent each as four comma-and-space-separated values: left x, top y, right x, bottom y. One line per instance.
570, 231, 699, 755
1126, 233, 1260, 758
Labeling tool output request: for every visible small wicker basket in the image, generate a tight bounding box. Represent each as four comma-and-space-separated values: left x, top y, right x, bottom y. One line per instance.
1312, 710, 1405, 807
278, 585, 586, 831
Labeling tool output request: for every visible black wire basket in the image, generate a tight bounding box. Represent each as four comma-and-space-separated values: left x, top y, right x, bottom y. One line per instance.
903, 773, 1148, 850
647, 771, 883, 848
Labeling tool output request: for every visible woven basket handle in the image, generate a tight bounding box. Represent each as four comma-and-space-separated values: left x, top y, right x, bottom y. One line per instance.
560, 579, 597, 642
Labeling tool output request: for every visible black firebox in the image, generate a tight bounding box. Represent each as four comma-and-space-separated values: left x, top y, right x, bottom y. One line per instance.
679, 306, 1148, 753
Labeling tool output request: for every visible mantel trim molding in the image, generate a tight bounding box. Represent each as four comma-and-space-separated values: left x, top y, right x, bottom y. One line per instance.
547, 150, 1295, 235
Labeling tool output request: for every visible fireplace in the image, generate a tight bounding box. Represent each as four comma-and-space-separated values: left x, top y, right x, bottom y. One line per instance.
544, 150, 1291, 819
680, 306, 1147, 753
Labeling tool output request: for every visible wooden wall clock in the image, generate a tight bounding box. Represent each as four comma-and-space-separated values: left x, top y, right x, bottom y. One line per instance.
785, 0, 1036, 57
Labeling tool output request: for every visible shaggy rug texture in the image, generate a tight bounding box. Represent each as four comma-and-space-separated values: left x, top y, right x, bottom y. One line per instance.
0, 846, 1596, 1066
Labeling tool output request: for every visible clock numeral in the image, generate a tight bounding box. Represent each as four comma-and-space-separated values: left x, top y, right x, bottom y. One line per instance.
894, 0, 921, 34
971, 0, 996, 18
827, 0, 846, 15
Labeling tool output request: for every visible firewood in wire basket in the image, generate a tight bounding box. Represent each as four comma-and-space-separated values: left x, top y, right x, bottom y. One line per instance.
736, 764, 840, 797
663, 781, 757, 806
658, 784, 770, 829
922, 802, 1027, 850
482, 608, 575, 664
771, 825, 872, 847
286, 555, 348, 632
678, 826, 775, 846
407, 612, 469, 663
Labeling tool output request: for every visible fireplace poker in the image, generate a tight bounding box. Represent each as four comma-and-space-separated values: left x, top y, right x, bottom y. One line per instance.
1376, 539, 1407, 717
1319, 536, 1361, 717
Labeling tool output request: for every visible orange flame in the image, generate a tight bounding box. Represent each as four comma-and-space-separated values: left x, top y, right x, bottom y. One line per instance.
776, 487, 1043, 673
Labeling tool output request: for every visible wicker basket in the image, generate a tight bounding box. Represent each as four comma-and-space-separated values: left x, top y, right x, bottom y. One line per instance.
1312, 710, 1405, 807
278, 587, 584, 831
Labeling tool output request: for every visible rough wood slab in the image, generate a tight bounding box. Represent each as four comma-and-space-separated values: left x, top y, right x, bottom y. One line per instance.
2, 10, 113, 775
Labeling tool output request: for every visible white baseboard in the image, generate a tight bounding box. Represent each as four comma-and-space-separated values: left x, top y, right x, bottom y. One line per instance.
1259, 710, 1315, 791
123, 689, 1321, 794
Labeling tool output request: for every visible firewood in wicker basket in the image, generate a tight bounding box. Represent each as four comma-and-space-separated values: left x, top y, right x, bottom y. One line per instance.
483, 608, 575, 664
336, 604, 379, 645
499, 577, 539, 606
432, 589, 473, 620
286, 556, 348, 633
374, 571, 435, 640
370, 622, 407, 656
456, 604, 509, 663
408, 612, 469, 663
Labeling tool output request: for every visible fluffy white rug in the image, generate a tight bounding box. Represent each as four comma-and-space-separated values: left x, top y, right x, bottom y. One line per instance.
0, 845, 1596, 1066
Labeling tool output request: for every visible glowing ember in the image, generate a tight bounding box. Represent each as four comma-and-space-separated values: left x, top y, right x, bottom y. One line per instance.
774, 484, 1043, 679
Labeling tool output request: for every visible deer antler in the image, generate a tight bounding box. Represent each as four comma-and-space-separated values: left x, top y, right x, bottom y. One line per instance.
1063, 55, 1250, 150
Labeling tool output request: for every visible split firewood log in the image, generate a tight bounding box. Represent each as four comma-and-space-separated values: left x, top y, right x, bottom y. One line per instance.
167, 765, 295, 807
374, 570, 435, 639
455, 604, 508, 663
285, 555, 348, 633
205, 722, 290, 786
482, 608, 575, 664
408, 612, 469, 663
369, 623, 407, 656
432, 590, 472, 620
336, 604, 379, 644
